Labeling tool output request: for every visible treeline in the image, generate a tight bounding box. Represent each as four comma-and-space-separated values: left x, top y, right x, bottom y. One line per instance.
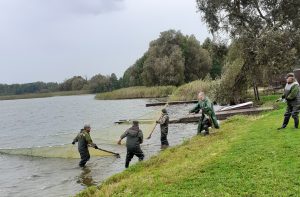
58, 74, 120, 93
0, 30, 227, 96
0, 74, 120, 96
0, 82, 59, 96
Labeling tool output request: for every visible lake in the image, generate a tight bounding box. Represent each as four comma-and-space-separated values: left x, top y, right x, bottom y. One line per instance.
0, 95, 197, 197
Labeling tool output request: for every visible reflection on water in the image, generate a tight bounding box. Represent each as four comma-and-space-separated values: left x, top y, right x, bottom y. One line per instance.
77, 167, 96, 187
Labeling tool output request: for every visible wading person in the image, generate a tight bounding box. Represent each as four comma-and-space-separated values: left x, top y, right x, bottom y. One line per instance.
117, 121, 144, 168
72, 124, 98, 167
157, 108, 169, 149
278, 73, 300, 130
189, 92, 220, 135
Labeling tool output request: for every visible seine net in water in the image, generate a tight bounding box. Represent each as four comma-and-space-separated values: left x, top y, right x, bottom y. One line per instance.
0, 107, 164, 159
0, 144, 112, 158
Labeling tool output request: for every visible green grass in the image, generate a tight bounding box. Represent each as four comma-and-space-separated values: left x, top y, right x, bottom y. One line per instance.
76, 98, 300, 197
169, 79, 219, 101
0, 90, 90, 100
95, 86, 176, 100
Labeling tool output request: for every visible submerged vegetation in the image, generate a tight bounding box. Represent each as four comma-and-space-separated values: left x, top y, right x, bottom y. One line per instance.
77, 100, 300, 196
95, 86, 176, 100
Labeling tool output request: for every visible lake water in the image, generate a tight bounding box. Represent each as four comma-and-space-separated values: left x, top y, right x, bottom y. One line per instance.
0, 95, 198, 197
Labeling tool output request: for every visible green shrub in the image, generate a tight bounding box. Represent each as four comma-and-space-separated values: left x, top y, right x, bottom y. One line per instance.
169, 77, 220, 102
215, 58, 249, 105
95, 86, 176, 100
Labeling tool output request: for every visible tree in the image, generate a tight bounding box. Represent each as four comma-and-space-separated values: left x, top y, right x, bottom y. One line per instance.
88, 74, 111, 93
71, 76, 87, 91
110, 73, 120, 90
216, 41, 248, 104
59, 76, 86, 91
197, 0, 300, 101
202, 38, 228, 79
183, 35, 212, 82
122, 54, 147, 87
124, 29, 212, 86
142, 45, 185, 86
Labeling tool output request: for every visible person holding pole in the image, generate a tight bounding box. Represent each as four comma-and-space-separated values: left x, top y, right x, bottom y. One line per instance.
156, 108, 169, 149
72, 124, 98, 167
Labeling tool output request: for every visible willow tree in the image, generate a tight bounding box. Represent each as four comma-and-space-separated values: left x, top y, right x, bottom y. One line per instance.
197, 0, 300, 101
123, 29, 212, 86
202, 38, 228, 79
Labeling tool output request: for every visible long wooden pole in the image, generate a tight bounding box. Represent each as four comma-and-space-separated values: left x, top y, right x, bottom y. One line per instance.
147, 103, 168, 139
96, 147, 120, 158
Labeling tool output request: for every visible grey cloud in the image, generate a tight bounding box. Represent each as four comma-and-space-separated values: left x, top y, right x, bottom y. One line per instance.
0, 0, 210, 84
71, 0, 125, 15
39, 0, 125, 16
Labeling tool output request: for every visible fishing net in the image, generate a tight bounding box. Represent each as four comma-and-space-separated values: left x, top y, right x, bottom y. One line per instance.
0, 105, 165, 159
0, 144, 112, 159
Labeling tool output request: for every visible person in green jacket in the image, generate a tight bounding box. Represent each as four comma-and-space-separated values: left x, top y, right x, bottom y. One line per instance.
278, 73, 300, 130
118, 121, 144, 168
189, 92, 220, 135
72, 124, 98, 167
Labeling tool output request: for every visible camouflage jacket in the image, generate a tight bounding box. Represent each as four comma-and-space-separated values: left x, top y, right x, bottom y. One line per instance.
73, 129, 96, 151
283, 82, 300, 106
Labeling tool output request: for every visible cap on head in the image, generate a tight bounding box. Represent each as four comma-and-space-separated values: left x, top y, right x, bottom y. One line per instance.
286, 72, 295, 79
162, 108, 167, 113
132, 120, 139, 126
84, 124, 91, 129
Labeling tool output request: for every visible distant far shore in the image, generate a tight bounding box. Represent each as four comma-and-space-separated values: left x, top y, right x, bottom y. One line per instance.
0, 90, 91, 101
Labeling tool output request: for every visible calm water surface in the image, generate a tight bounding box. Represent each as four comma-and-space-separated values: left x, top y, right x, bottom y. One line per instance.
0, 95, 197, 197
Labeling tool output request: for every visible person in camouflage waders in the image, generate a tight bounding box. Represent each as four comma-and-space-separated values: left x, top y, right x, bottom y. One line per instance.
72, 124, 98, 167
157, 108, 169, 149
189, 92, 220, 135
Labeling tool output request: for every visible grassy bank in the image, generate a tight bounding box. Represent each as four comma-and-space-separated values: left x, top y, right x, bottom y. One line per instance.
77, 99, 300, 196
0, 90, 90, 100
95, 86, 176, 100
95, 80, 217, 101
169, 79, 219, 101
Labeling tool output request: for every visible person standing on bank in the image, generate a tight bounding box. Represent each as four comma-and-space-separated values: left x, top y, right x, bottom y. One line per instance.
157, 108, 169, 149
118, 121, 144, 168
278, 73, 300, 130
189, 92, 220, 135
72, 124, 98, 167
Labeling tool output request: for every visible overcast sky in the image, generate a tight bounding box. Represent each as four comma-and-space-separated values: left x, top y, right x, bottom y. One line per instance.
0, 0, 210, 84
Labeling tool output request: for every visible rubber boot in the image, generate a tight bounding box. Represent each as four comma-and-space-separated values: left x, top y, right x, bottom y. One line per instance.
161, 144, 169, 150
294, 117, 299, 129
278, 116, 290, 130
125, 161, 129, 168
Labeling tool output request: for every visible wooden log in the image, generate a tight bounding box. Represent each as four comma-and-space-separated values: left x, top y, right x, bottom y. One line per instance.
169, 107, 273, 124
114, 119, 155, 124
146, 100, 198, 107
